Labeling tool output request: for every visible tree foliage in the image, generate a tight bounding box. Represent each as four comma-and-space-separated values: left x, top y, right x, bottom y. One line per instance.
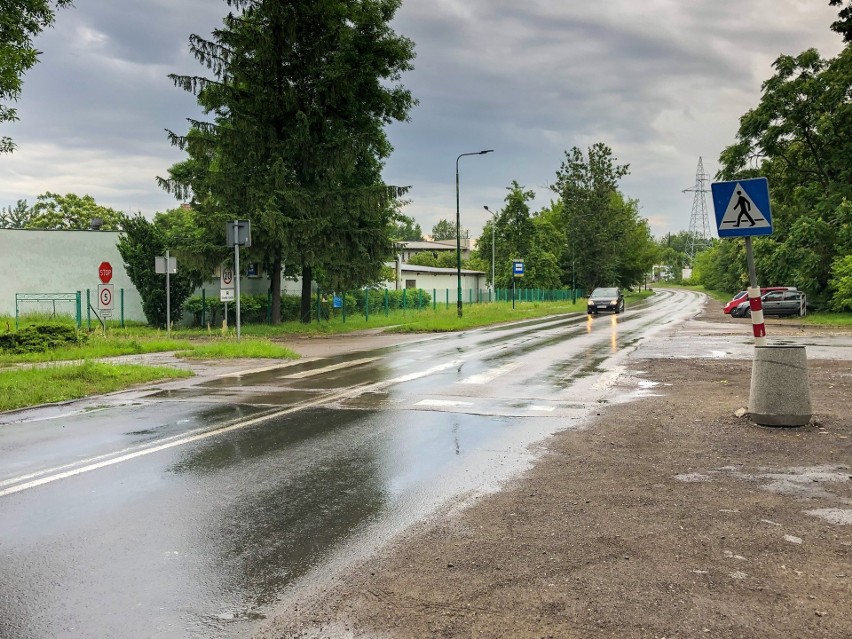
475, 181, 564, 290
829, 0, 852, 41
0, 192, 124, 229
160, 0, 416, 323
29, 192, 124, 229
550, 143, 655, 291
705, 6, 852, 309
392, 215, 423, 241
116, 209, 208, 328
430, 219, 458, 241
407, 250, 457, 269
0, 0, 72, 153
652, 231, 711, 282
0, 200, 32, 228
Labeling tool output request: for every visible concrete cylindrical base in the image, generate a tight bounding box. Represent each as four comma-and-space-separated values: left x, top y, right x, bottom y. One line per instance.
749, 345, 812, 427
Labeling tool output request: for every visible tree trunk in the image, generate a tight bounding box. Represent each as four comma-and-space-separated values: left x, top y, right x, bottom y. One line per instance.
270, 255, 282, 324
300, 263, 312, 324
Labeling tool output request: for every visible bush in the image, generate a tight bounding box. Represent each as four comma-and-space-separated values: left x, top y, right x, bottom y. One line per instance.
184, 293, 282, 326
0, 323, 88, 354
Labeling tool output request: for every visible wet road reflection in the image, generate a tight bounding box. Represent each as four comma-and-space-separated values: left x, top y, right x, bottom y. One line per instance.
0, 289, 707, 638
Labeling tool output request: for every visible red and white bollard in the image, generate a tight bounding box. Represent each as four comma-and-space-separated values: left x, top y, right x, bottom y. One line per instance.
747, 286, 767, 345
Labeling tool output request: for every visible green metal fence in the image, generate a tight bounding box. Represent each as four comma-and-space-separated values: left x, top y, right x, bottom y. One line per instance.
15, 292, 82, 330
14, 290, 127, 330
184, 286, 583, 326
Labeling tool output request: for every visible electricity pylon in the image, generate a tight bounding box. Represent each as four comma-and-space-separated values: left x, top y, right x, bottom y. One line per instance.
682, 157, 714, 261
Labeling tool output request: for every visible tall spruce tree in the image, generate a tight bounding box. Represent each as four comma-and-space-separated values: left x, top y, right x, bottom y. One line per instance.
160, 0, 416, 322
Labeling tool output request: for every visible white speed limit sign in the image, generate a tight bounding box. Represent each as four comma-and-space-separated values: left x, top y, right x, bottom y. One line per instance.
98, 284, 115, 310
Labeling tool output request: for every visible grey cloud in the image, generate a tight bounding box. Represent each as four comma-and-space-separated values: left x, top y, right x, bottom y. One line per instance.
1, 0, 845, 234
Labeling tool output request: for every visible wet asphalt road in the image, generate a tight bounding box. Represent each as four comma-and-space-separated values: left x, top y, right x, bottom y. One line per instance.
3, 289, 823, 638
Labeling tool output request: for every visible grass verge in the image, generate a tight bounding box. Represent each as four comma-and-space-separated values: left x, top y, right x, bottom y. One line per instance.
801, 312, 852, 326
0, 336, 193, 364
0, 362, 192, 413
175, 338, 299, 360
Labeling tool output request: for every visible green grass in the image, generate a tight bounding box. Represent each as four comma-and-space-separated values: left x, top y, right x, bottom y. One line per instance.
384, 299, 591, 333
0, 362, 192, 413
0, 334, 194, 364
626, 290, 656, 303
176, 338, 299, 360
801, 312, 852, 326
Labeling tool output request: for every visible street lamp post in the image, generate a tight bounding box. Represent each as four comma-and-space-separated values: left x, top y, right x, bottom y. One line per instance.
483, 205, 498, 294
456, 149, 493, 318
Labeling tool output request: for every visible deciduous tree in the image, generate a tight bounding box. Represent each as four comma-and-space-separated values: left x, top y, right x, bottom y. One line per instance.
714, 8, 852, 308
28, 192, 124, 230
392, 215, 423, 241
552, 143, 655, 291
430, 219, 458, 241
116, 209, 207, 328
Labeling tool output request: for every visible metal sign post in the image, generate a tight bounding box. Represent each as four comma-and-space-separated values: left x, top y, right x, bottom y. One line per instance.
155, 252, 178, 338
711, 178, 773, 345
226, 220, 251, 342
512, 259, 524, 310
166, 250, 171, 338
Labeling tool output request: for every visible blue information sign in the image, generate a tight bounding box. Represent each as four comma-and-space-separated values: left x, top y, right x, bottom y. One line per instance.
512, 260, 525, 277
710, 177, 773, 237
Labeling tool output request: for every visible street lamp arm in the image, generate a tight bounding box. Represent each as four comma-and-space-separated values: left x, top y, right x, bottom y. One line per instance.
456, 149, 494, 168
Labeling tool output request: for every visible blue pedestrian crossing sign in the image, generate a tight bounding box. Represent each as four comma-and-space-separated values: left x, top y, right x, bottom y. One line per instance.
710, 177, 773, 237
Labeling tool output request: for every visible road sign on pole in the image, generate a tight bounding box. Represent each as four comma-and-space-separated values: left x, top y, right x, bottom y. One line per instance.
225, 221, 250, 341
711, 178, 773, 237
154, 252, 178, 337
154, 255, 177, 274
98, 284, 114, 310
98, 262, 113, 284
226, 220, 252, 248
711, 177, 772, 346
512, 259, 525, 278
220, 266, 234, 290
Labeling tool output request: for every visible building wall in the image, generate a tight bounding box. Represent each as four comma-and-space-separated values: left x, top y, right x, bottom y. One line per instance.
0, 229, 307, 324
0, 229, 146, 322
396, 270, 485, 295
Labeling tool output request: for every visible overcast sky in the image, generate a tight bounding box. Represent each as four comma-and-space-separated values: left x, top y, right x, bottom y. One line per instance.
0, 0, 844, 239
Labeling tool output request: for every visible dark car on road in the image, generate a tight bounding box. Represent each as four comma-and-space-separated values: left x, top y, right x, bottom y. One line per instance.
731, 290, 807, 318
587, 287, 624, 315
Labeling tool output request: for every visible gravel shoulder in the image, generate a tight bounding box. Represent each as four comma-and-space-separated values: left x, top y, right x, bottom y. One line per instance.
258, 300, 852, 639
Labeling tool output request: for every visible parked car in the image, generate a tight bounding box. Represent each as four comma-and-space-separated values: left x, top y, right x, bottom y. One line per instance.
732, 290, 807, 318
587, 287, 624, 315
723, 291, 748, 314
723, 286, 796, 314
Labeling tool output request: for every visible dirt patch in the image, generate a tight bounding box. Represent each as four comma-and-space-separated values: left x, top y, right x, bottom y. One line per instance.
259, 305, 852, 639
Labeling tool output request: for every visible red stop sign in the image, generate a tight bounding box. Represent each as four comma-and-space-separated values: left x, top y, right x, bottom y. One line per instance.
98, 261, 113, 284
